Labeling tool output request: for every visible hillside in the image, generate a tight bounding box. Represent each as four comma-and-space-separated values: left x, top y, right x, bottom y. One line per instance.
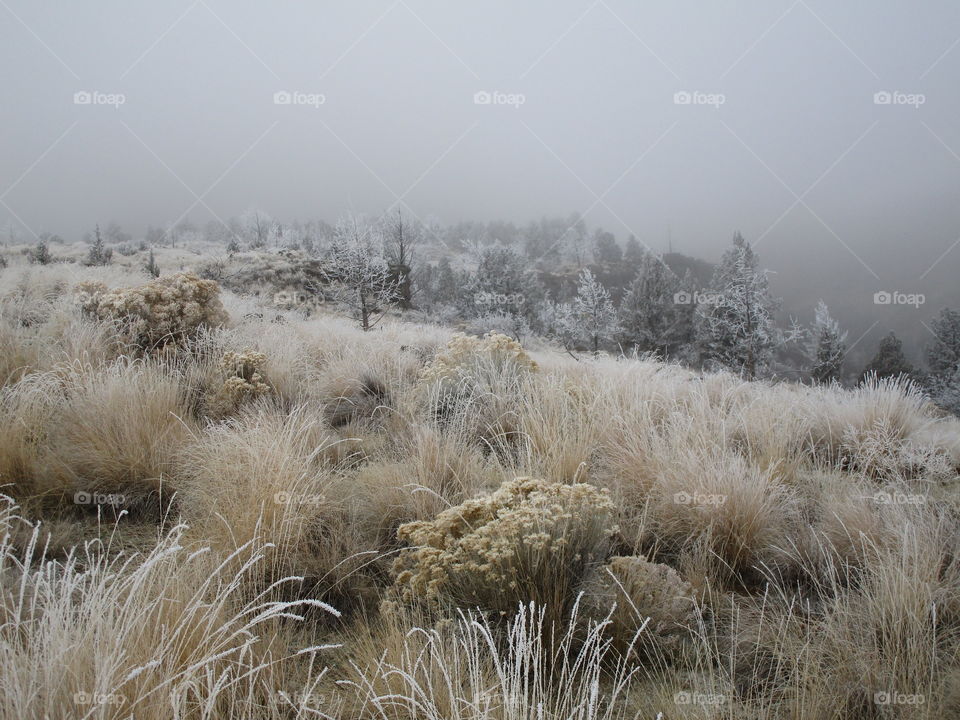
1, 247, 959, 718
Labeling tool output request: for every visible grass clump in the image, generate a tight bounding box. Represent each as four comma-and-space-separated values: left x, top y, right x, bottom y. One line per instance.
419, 332, 538, 446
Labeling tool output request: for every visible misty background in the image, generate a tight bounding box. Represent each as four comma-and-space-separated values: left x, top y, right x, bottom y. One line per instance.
2, 0, 960, 363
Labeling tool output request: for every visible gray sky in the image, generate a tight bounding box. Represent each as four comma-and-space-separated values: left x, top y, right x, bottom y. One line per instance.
2, 0, 960, 336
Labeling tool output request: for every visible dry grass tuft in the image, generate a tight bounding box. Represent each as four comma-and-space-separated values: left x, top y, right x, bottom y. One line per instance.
0, 495, 339, 720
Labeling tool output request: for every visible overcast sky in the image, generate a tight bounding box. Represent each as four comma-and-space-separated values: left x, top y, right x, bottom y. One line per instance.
2, 1, 960, 318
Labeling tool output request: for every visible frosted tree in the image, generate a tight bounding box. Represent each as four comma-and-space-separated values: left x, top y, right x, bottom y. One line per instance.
572, 268, 617, 354
433, 256, 458, 305
925, 308, 960, 414
592, 230, 622, 264
239, 208, 271, 249
618, 250, 689, 358
931, 366, 960, 416
860, 332, 915, 382
698, 232, 778, 379
144, 249, 160, 278
84, 224, 113, 266
926, 308, 960, 378
381, 208, 420, 309
808, 300, 847, 383
543, 300, 579, 351
322, 215, 398, 331
623, 234, 645, 265
459, 245, 544, 327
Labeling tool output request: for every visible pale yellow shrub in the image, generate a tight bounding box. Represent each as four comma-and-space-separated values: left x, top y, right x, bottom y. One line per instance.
420, 332, 538, 387
81, 272, 228, 349
207, 349, 271, 417
72, 280, 107, 316
392, 477, 617, 623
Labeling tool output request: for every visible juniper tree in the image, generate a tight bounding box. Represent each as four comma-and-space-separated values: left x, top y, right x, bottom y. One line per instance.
382, 208, 420, 309
623, 234, 645, 266
592, 230, 622, 265
84, 225, 112, 266
618, 250, 689, 358
434, 256, 458, 305
572, 268, 617, 354
697, 232, 778, 379
544, 299, 579, 351
926, 309, 960, 378
924, 309, 960, 414
861, 332, 915, 382
459, 245, 544, 328
29, 239, 52, 265
809, 300, 847, 383
144, 249, 160, 278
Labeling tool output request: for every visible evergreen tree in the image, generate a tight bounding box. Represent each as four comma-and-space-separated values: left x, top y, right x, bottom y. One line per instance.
84, 224, 113, 266
623, 235, 644, 266
592, 230, 622, 264
29, 239, 52, 265
861, 332, 915, 382
434, 256, 458, 305
809, 300, 847, 383
572, 268, 617, 354
924, 309, 960, 414
925, 308, 960, 378
618, 251, 687, 358
144, 249, 160, 278
697, 232, 778, 379
459, 245, 544, 328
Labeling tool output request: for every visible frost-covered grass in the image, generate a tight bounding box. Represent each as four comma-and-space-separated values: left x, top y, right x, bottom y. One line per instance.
1, 252, 960, 718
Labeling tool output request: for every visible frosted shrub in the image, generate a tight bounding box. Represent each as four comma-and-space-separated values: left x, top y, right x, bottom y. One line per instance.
421, 332, 538, 388
582, 555, 696, 660
392, 477, 617, 624
419, 332, 538, 444
81, 272, 228, 349
73, 280, 107, 316
208, 350, 271, 417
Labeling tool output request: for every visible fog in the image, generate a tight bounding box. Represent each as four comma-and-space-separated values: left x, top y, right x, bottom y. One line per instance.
3, 1, 959, 355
